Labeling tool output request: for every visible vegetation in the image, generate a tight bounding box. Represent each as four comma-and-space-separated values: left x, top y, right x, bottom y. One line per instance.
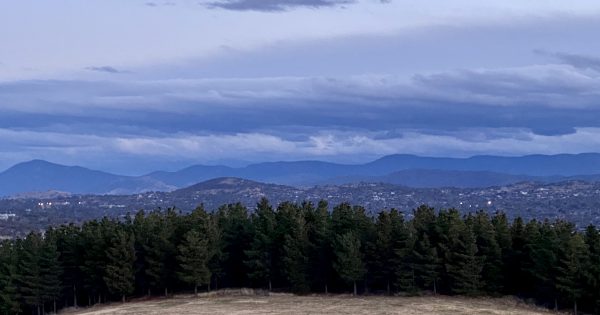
1, 199, 599, 314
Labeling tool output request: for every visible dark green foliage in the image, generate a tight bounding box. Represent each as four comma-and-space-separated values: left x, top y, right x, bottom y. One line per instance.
0, 241, 21, 314
2, 200, 600, 314
18, 233, 45, 313
104, 229, 136, 302
177, 229, 211, 295
281, 204, 310, 293
445, 222, 484, 295
244, 198, 276, 290
332, 232, 364, 295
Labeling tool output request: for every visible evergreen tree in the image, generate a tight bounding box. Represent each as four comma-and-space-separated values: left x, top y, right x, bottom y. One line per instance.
281, 207, 310, 293
144, 211, 176, 297
332, 232, 364, 295
491, 212, 512, 293
412, 233, 440, 294
446, 223, 484, 295
470, 211, 502, 294
177, 230, 211, 296
0, 241, 21, 314
584, 225, 600, 313
104, 229, 136, 303
217, 203, 252, 288
18, 233, 45, 315
54, 224, 83, 308
244, 198, 276, 290
556, 232, 588, 314
373, 210, 395, 294
305, 200, 332, 293
393, 217, 417, 294
40, 230, 62, 313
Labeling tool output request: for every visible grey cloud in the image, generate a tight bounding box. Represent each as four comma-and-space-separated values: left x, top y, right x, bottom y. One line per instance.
536, 50, 600, 72
85, 66, 128, 74
205, 0, 355, 11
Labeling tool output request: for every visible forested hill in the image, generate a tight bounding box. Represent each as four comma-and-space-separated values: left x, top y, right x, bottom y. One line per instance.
0, 202, 599, 315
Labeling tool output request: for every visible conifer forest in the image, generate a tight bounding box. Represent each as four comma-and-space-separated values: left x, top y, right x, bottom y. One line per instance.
1, 199, 600, 314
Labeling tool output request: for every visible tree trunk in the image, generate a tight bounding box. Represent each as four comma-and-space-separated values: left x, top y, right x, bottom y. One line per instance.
122, 295, 126, 303
88, 295, 91, 307
268, 279, 272, 292
207, 283, 210, 293
387, 280, 390, 296
194, 284, 198, 297
554, 298, 558, 311
37, 305, 40, 315
73, 285, 77, 308
574, 300, 577, 315
353, 281, 357, 296
147, 288, 151, 297
433, 279, 437, 296
164, 287, 168, 297
325, 284, 328, 294
54, 299, 57, 314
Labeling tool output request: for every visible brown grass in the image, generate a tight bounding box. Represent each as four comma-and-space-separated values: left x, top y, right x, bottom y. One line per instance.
62, 289, 561, 315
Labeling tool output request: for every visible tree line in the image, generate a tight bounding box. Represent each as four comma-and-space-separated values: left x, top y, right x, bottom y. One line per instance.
1, 199, 600, 314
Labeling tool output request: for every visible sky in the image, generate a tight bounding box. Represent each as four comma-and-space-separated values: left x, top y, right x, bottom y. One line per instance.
1, 0, 600, 174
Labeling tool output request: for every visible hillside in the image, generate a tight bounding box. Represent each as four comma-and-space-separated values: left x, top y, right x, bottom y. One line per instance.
2, 153, 600, 196
63, 292, 557, 315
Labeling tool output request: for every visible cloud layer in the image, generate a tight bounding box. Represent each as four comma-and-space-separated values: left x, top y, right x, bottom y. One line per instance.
205, 0, 355, 11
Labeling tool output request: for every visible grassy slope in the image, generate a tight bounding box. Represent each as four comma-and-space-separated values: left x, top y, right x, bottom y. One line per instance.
63, 290, 561, 315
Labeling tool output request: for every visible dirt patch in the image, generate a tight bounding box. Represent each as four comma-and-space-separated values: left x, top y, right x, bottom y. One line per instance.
62, 292, 561, 315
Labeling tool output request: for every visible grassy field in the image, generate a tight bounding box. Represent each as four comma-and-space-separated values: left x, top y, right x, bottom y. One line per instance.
62, 289, 561, 315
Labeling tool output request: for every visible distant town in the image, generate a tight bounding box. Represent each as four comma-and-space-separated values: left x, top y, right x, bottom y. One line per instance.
2, 177, 599, 238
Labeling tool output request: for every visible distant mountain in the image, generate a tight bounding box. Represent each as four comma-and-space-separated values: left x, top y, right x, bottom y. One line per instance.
0, 160, 175, 197
145, 153, 600, 186
2, 153, 600, 196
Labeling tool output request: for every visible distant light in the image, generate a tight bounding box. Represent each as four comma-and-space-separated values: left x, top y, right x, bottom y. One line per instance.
487, 201, 492, 206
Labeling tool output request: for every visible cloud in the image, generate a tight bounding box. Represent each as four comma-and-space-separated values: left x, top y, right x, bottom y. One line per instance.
536, 50, 600, 72
204, 0, 355, 11
85, 66, 128, 74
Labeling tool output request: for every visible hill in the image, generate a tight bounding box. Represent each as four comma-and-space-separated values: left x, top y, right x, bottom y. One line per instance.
0, 160, 174, 196
2, 153, 600, 196
63, 292, 557, 315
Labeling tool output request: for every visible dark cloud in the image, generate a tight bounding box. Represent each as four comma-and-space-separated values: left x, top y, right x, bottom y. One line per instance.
85, 66, 128, 74
535, 49, 600, 72
205, 0, 355, 11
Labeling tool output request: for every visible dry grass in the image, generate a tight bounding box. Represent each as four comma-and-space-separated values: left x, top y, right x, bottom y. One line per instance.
62, 289, 561, 315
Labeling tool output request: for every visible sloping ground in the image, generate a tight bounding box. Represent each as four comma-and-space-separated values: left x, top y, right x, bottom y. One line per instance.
63, 291, 559, 315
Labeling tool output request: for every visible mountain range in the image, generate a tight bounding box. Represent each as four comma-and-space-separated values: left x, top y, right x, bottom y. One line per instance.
1, 153, 600, 196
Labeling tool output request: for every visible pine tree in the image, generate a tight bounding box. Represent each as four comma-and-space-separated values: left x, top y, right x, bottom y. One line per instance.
244, 198, 276, 290
217, 203, 252, 288
0, 241, 21, 314
104, 229, 136, 303
491, 212, 512, 293
40, 230, 62, 313
446, 224, 484, 295
144, 211, 176, 297
54, 224, 83, 308
333, 232, 364, 295
393, 217, 417, 294
18, 233, 45, 315
281, 208, 310, 293
373, 210, 395, 294
583, 225, 600, 313
470, 211, 502, 294
412, 233, 440, 294
556, 233, 588, 314
305, 200, 332, 293
177, 229, 211, 296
